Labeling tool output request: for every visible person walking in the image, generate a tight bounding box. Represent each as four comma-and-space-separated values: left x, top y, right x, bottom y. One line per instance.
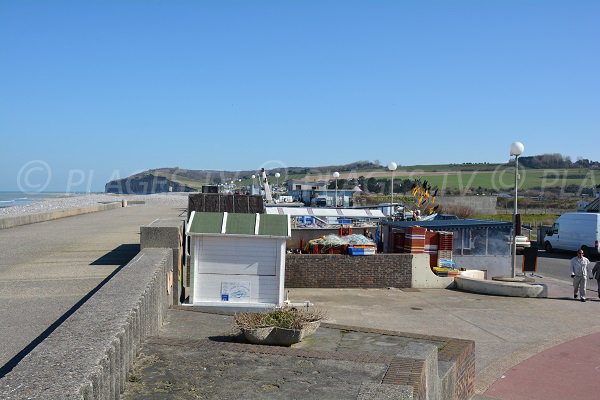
592, 261, 600, 299
571, 250, 591, 302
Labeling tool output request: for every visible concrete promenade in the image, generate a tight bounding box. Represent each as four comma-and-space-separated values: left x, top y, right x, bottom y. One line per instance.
0, 203, 185, 375
119, 276, 600, 399
287, 281, 600, 399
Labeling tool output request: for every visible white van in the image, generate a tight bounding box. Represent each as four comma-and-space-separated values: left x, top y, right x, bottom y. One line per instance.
543, 212, 600, 259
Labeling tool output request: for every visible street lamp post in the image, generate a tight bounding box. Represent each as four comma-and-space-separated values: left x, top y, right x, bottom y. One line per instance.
275, 172, 281, 188
333, 171, 340, 207
510, 141, 524, 278
388, 162, 397, 217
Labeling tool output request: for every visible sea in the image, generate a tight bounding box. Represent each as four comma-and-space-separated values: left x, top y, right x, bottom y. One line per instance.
0, 192, 88, 209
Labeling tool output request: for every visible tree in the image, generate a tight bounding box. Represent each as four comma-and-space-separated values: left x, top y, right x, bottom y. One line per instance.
366, 177, 381, 193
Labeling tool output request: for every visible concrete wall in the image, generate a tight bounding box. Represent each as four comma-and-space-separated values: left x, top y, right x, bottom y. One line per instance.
0, 248, 172, 400
285, 254, 413, 288
0, 202, 123, 229
411, 254, 456, 289
285, 253, 463, 289
438, 337, 476, 400
140, 218, 184, 305
453, 255, 511, 279
437, 195, 497, 215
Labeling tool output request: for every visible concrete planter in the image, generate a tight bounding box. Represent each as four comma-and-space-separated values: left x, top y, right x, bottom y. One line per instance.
242, 320, 321, 346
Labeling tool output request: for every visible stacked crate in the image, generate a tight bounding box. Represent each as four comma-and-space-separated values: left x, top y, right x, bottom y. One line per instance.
393, 232, 405, 253
425, 230, 440, 268
404, 226, 426, 253
438, 231, 454, 267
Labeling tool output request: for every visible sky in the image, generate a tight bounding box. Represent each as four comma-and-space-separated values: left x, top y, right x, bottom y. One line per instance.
1, 0, 598, 192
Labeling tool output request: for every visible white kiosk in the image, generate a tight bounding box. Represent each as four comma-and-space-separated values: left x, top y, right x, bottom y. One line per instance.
186, 211, 290, 308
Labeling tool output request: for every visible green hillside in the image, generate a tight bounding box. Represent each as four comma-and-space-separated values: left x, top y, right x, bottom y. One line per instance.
117, 160, 599, 196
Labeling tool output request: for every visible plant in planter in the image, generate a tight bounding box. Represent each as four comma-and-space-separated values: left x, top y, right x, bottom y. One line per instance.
234, 308, 326, 346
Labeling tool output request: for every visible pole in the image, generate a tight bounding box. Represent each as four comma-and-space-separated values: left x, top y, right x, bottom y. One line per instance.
391, 172, 394, 217
335, 179, 338, 207
511, 155, 519, 278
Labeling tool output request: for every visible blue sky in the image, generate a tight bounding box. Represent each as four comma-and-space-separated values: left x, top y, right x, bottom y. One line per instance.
1, 0, 598, 192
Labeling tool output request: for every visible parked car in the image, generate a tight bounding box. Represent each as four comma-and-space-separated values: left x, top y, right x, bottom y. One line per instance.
506, 235, 531, 254
514, 235, 531, 253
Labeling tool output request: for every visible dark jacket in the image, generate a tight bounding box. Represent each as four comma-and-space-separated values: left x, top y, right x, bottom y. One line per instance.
592, 262, 600, 280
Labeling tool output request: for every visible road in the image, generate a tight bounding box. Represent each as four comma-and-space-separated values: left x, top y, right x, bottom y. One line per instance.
526, 248, 600, 294
536, 251, 572, 280
0, 204, 184, 377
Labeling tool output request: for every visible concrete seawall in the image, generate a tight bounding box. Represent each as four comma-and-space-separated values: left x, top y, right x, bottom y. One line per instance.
0, 248, 173, 399
0, 202, 124, 230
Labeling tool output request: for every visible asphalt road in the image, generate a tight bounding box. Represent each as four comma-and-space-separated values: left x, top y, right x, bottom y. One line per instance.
536, 251, 573, 280
0, 204, 184, 377
525, 247, 600, 293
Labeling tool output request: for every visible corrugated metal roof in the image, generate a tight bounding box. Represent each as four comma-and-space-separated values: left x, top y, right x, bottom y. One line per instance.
265, 207, 385, 218
383, 218, 512, 230
585, 197, 600, 212
186, 211, 290, 238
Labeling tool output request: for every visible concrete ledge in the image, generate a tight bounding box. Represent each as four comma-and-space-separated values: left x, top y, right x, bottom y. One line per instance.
411, 254, 456, 289
321, 322, 475, 400
455, 276, 548, 298
0, 248, 172, 399
383, 342, 440, 399
0, 202, 123, 229
141, 218, 185, 305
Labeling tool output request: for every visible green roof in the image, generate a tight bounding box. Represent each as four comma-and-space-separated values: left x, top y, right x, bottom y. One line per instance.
187, 212, 289, 238
188, 212, 224, 234
258, 214, 289, 236
226, 213, 256, 235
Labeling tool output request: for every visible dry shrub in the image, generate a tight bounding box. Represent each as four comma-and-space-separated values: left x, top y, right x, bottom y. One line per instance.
234, 312, 267, 330
437, 204, 475, 218
234, 307, 327, 330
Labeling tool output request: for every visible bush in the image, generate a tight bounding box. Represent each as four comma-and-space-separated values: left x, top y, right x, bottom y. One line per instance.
234, 308, 327, 330
438, 204, 475, 218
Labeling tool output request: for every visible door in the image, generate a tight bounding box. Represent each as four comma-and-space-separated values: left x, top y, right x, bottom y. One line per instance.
193, 236, 279, 304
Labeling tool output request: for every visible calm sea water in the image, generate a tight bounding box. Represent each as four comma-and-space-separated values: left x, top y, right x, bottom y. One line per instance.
0, 192, 88, 208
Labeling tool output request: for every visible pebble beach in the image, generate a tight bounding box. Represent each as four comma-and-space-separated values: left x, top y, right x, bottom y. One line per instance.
0, 192, 190, 219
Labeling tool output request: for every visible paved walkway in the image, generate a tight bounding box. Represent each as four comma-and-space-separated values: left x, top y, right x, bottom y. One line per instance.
0, 203, 184, 376
122, 310, 444, 399
122, 278, 600, 399
287, 277, 600, 398
481, 331, 600, 400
